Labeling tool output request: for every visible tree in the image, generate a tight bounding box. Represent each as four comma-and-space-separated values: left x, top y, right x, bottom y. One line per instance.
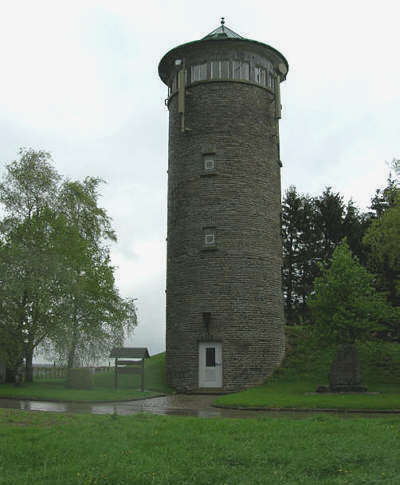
53, 178, 116, 371
308, 240, 389, 345
294, 194, 321, 321
363, 191, 400, 340
363, 159, 400, 339
0, 149, 62, 381
369, 160, 399, 218
281, 186, 368, 325
314, 187, 345, 262
281, 186, 302, 324
43, 243, 137, 372
342, 199, 370, 266
364, 200, 400, 295
45, 177, 137, 372
0, 237, 25, 381
308, 240, 394, 390
281, 188, 322, 324
0, 149, 137, 381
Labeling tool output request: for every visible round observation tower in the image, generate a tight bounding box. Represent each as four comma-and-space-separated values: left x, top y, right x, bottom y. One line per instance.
159, 20, 289, 392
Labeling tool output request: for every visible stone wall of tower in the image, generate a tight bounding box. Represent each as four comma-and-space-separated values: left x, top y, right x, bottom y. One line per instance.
166, 73, 285, 391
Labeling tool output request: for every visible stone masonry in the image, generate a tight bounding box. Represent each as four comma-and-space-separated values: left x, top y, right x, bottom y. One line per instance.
159, 25, 289, 391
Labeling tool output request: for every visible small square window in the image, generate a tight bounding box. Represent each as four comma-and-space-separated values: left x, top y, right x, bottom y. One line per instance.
204, 156, 216, 171
204, 228, 216, 247
205, 233, 215, 246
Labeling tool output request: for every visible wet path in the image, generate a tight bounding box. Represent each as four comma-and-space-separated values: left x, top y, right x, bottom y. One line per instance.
0, 395, 272, 418
0, 394, 394, 419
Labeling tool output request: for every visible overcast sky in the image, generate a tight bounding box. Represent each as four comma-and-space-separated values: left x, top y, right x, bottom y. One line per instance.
0, 0, 399, 357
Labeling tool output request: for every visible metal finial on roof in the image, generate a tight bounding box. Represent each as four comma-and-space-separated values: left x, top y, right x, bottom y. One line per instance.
221, 17, 225, 32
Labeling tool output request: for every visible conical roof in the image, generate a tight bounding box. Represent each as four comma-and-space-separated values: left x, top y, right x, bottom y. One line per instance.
202, 23, 243, 40
158, 20, 289, 85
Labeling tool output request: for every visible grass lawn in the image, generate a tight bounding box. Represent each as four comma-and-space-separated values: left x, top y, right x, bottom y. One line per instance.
0, 353, 173, 402
214, 379, 400, 411
0, 408, 399, 485
215, 333, 400, 411
0, 380, 160, 402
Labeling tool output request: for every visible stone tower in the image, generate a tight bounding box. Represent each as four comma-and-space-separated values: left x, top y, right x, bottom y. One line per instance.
158, 21, 288, 392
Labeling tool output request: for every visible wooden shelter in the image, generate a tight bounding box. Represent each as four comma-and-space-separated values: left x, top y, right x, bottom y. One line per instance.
109, 347, 150, 391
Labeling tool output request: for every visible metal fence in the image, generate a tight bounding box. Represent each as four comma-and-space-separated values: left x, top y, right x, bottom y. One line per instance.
33, 365, 113, 380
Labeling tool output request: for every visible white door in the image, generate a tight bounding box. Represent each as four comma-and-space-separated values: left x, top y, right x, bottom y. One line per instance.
199, 342, 222, 388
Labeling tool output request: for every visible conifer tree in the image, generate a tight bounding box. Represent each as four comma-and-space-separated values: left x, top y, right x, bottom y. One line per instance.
308, 240, 389, 344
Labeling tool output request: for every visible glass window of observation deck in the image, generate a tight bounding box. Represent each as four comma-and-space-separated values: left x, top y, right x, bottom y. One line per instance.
232, 61, 249, 81
191, 64, 207, 82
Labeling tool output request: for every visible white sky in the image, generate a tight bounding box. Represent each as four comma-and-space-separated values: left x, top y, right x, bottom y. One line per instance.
0, 0, 399, 356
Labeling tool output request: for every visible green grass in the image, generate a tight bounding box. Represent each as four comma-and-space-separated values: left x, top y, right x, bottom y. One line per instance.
0, 380, 159, 402
0, 353, 173, 402
214, 378, 400, 411
215, 329, 400, 411
0, 409, 399, 484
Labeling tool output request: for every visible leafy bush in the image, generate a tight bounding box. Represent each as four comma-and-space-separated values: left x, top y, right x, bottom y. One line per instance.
276, 325, 334, 380
276, 325, 400, 385
358, 340, 400, 384
66, 368, 94, 390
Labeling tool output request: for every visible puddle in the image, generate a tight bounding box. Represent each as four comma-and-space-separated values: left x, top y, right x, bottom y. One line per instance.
0, 395, 395, 419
